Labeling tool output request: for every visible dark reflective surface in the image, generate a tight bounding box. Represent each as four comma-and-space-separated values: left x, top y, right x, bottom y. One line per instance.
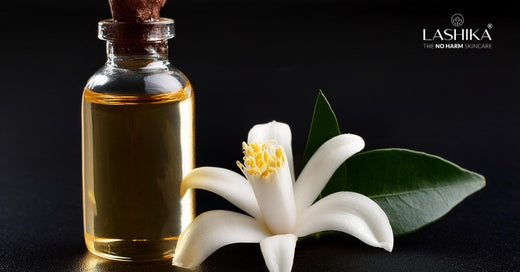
73, 253, 191, 272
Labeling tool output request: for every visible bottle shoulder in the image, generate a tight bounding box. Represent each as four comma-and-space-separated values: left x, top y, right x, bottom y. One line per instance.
85, 63, 190, 96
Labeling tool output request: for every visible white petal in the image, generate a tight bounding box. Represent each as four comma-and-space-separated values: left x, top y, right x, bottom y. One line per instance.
172, 210, 270, 269
246, 162, 297, 234
248, 121, 295, 181
295, 191, 393, 252
294, 134, 365, 214
260, 234, 297, 272
181, 167, 261, 218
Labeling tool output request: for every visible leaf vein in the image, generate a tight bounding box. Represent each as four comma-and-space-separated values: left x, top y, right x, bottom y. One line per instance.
368, 181, 479, 199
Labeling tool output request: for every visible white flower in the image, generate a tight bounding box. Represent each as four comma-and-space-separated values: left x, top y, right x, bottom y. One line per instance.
172, 121, 393, 272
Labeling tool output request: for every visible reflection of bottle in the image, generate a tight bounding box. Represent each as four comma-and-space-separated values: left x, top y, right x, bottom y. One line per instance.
82, 18, 195, 261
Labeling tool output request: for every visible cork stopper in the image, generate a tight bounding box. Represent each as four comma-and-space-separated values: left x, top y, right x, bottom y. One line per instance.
109, 0, 167, 22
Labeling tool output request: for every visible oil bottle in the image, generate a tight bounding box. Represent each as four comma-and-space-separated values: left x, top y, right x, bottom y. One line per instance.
81, 4, 195, 261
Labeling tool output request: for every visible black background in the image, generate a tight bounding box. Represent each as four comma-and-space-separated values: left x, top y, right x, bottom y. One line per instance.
0, 1, 519, 271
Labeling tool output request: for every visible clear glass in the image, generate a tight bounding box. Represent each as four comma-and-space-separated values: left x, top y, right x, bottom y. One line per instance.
82, 18, 195, 262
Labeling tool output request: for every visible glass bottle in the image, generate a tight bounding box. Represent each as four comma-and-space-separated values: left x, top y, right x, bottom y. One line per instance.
82, 18, 195, 262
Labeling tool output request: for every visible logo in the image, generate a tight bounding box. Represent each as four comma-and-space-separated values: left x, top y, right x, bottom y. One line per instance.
451, 13, 464, 27
422, 13, 493, 50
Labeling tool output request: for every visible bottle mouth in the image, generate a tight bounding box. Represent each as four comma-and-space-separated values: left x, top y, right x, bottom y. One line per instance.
98, 18, 175, 42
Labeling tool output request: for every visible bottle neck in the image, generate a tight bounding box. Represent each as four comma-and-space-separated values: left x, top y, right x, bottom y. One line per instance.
106, 40, 170, 68
98, 18, 175, 69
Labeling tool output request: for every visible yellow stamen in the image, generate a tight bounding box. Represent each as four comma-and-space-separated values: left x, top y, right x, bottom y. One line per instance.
236, 141, 286, 178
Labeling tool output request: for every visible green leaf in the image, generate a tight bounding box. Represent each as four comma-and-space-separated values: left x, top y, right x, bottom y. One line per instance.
344, 148, 486, 236
302, 90, 347, 197
302, 91, 485, 236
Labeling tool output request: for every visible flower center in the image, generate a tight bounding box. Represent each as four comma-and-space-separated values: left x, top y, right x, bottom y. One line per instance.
237, 141, 286, 178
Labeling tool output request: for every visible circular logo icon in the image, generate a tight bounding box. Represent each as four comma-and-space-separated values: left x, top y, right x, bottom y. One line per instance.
451, 13, 464, 27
